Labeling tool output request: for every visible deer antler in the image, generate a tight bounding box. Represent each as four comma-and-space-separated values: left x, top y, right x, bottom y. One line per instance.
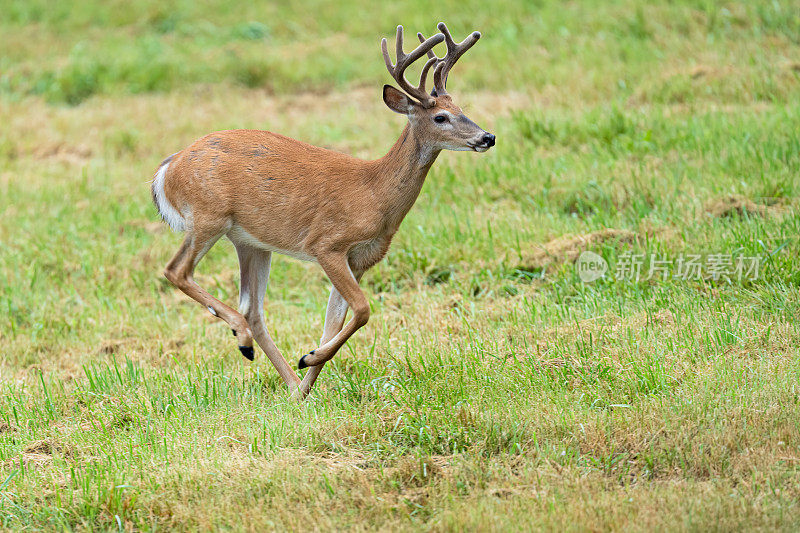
382, 25, 444, 108
417, 22, 481, 97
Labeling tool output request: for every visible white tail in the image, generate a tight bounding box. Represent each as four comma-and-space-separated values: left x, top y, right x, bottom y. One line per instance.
152, 23, 495, 400
151, 154, 184, 232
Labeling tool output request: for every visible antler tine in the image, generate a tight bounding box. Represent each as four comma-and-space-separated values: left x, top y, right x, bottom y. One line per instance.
382, 25, 444, 108
431, 22, 481, 96
417, 32, 441, 61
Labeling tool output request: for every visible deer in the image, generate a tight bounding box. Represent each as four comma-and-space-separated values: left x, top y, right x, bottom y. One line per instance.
151, 22, 495, 399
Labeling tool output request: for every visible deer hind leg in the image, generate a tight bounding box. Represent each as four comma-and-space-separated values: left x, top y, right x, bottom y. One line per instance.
298, 253, 368, 369
235, 243, 301, 390
293, 286, 350, 399
164, 225, 254, 359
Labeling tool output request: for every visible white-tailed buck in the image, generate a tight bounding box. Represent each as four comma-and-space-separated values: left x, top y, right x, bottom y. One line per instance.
152, 22, 495, 398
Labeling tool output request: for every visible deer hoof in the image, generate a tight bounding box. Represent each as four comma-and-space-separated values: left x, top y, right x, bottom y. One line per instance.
298, 350, 315, 369
238, 345, 254, 361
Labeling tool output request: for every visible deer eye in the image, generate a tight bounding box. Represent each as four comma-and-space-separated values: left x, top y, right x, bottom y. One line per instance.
434, 115, 448, 124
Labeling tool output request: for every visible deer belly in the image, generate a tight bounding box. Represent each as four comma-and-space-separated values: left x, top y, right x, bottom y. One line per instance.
227, 224, 316, 262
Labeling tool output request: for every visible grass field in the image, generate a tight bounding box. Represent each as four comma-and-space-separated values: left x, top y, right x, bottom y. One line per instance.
1, 0, 799, 530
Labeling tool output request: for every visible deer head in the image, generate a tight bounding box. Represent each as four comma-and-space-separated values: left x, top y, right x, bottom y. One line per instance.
381, 23, 496, 153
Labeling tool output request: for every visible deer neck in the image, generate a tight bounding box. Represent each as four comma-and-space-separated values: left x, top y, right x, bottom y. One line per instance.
370, 123, 440, 232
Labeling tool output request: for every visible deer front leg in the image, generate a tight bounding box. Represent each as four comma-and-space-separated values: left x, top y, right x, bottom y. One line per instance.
293, 286, 349, 399
298, 253, 369, 369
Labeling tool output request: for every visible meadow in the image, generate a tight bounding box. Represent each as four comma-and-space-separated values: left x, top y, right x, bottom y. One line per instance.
1, 0, 799, 530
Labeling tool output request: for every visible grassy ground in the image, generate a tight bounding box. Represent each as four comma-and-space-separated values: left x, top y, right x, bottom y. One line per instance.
1, 0, 799, 530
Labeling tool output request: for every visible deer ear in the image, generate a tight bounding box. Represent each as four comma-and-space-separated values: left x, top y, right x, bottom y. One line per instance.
383, 85, 414, 115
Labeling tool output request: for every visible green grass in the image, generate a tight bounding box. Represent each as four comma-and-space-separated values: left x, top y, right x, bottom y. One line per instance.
1, 0, 800, 530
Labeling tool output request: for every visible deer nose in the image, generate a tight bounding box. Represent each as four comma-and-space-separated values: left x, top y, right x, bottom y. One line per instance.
481, 133, 496, 147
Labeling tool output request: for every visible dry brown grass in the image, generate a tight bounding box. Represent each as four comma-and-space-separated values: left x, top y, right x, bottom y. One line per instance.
517, 229, 637, 270
705, 194, 790, 218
